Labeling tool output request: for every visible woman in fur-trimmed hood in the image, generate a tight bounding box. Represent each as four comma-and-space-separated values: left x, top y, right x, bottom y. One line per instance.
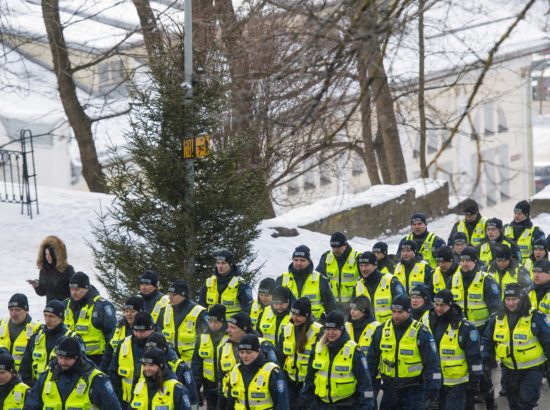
30, 235, 74, 302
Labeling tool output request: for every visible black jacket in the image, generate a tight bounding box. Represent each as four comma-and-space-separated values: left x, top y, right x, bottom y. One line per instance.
34, 264, 74, 302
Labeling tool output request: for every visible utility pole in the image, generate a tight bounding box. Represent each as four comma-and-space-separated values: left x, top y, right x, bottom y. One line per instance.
183, 0, 195, 275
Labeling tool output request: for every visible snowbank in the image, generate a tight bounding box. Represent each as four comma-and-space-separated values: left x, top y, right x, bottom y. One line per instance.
1, 185, 548, 321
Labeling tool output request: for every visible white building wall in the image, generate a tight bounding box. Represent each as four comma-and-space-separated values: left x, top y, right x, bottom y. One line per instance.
398, 55, 533, 208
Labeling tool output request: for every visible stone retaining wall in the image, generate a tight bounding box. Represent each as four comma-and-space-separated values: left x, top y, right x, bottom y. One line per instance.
302, 182, 449, 238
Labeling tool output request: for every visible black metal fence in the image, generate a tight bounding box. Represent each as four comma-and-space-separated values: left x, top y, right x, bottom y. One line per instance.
0, 129, 39, 218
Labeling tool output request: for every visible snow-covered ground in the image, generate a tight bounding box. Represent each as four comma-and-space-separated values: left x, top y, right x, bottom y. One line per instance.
2, 185, 550, 322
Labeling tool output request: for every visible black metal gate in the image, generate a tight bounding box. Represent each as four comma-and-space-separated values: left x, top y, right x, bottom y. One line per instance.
0, 129, 39, 218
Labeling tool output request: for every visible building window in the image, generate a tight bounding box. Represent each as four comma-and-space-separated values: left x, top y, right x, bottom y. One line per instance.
497, 106, 508, 133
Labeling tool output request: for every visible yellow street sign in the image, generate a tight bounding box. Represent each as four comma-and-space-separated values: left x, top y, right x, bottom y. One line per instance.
182, 135, 210, 159
183, 138, 194, 159
195, 135, 210, 158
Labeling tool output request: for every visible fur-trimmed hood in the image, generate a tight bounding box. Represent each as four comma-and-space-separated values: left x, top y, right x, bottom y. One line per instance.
36, 235, 69, 272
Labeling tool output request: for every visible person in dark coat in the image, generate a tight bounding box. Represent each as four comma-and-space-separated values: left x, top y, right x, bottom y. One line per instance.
24, 336, 121, 409
29, 235, 74, 302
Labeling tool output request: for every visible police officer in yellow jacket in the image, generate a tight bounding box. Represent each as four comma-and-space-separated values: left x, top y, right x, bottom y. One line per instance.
428, 290, 483, 410
398, 213, 446, 269
302, 311, 374, 409
433, 246, 460, 292
316, 232, 360, 307
0, 294, 39, 371
199, 250, 253, 320
277, 297, 323, 409
410, 284, 432, 326
504, 200, 546, 262
447, 246, 500, 410
276, 246, 337, 321
482, 283, 550, 410
145, 332, 200, 409
191, 304, 228, 410
131, 347, 192, 410
256, 286, 293, 347
138, 271, 169, 325
345, 296, 380, 353
251, 278, 276, 327
528, 259, 550, 318
446, 247, 501, 329
217, 312, 279, 409
24, 336, 121, 410
372, 242, 396, 274
100, 295, 144, 372
157, 280, 208, 366
522, 238, 548, 279
450, 233, 468, 263
63, 272, 117, 366
351, 251, 404, 324
367, 295, 442, 410
225, 334, 289, 410
478, 218, 521, 266
393, 240, 435, 295
108, 311, 156, 406
487, 245, 531, 297
0, 354, 29, 410
19, 300, 80, 387
447, 199, 487, 248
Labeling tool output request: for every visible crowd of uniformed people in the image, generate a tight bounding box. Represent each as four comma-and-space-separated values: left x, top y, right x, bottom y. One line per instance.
0, 199, 548, 409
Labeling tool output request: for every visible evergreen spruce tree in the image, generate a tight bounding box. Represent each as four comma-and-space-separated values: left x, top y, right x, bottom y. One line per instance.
90, 71, 267, 306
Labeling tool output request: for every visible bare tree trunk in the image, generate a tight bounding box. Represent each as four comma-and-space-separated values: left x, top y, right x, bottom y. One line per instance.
215, 0, 256, 139
374, 129, 391, 184
364, 6, 407, 184
357, 51, 382, 185
369, 47, 408, 184
418, 0, 428, 178
132, 0, 165, 81
215, 0, 275, 218
41, 0, 106, 192
192, 0, 215, 56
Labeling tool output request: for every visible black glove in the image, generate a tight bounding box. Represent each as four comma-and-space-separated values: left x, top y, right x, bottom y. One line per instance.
424, 396, 439, 410
468, 380, 480, 396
